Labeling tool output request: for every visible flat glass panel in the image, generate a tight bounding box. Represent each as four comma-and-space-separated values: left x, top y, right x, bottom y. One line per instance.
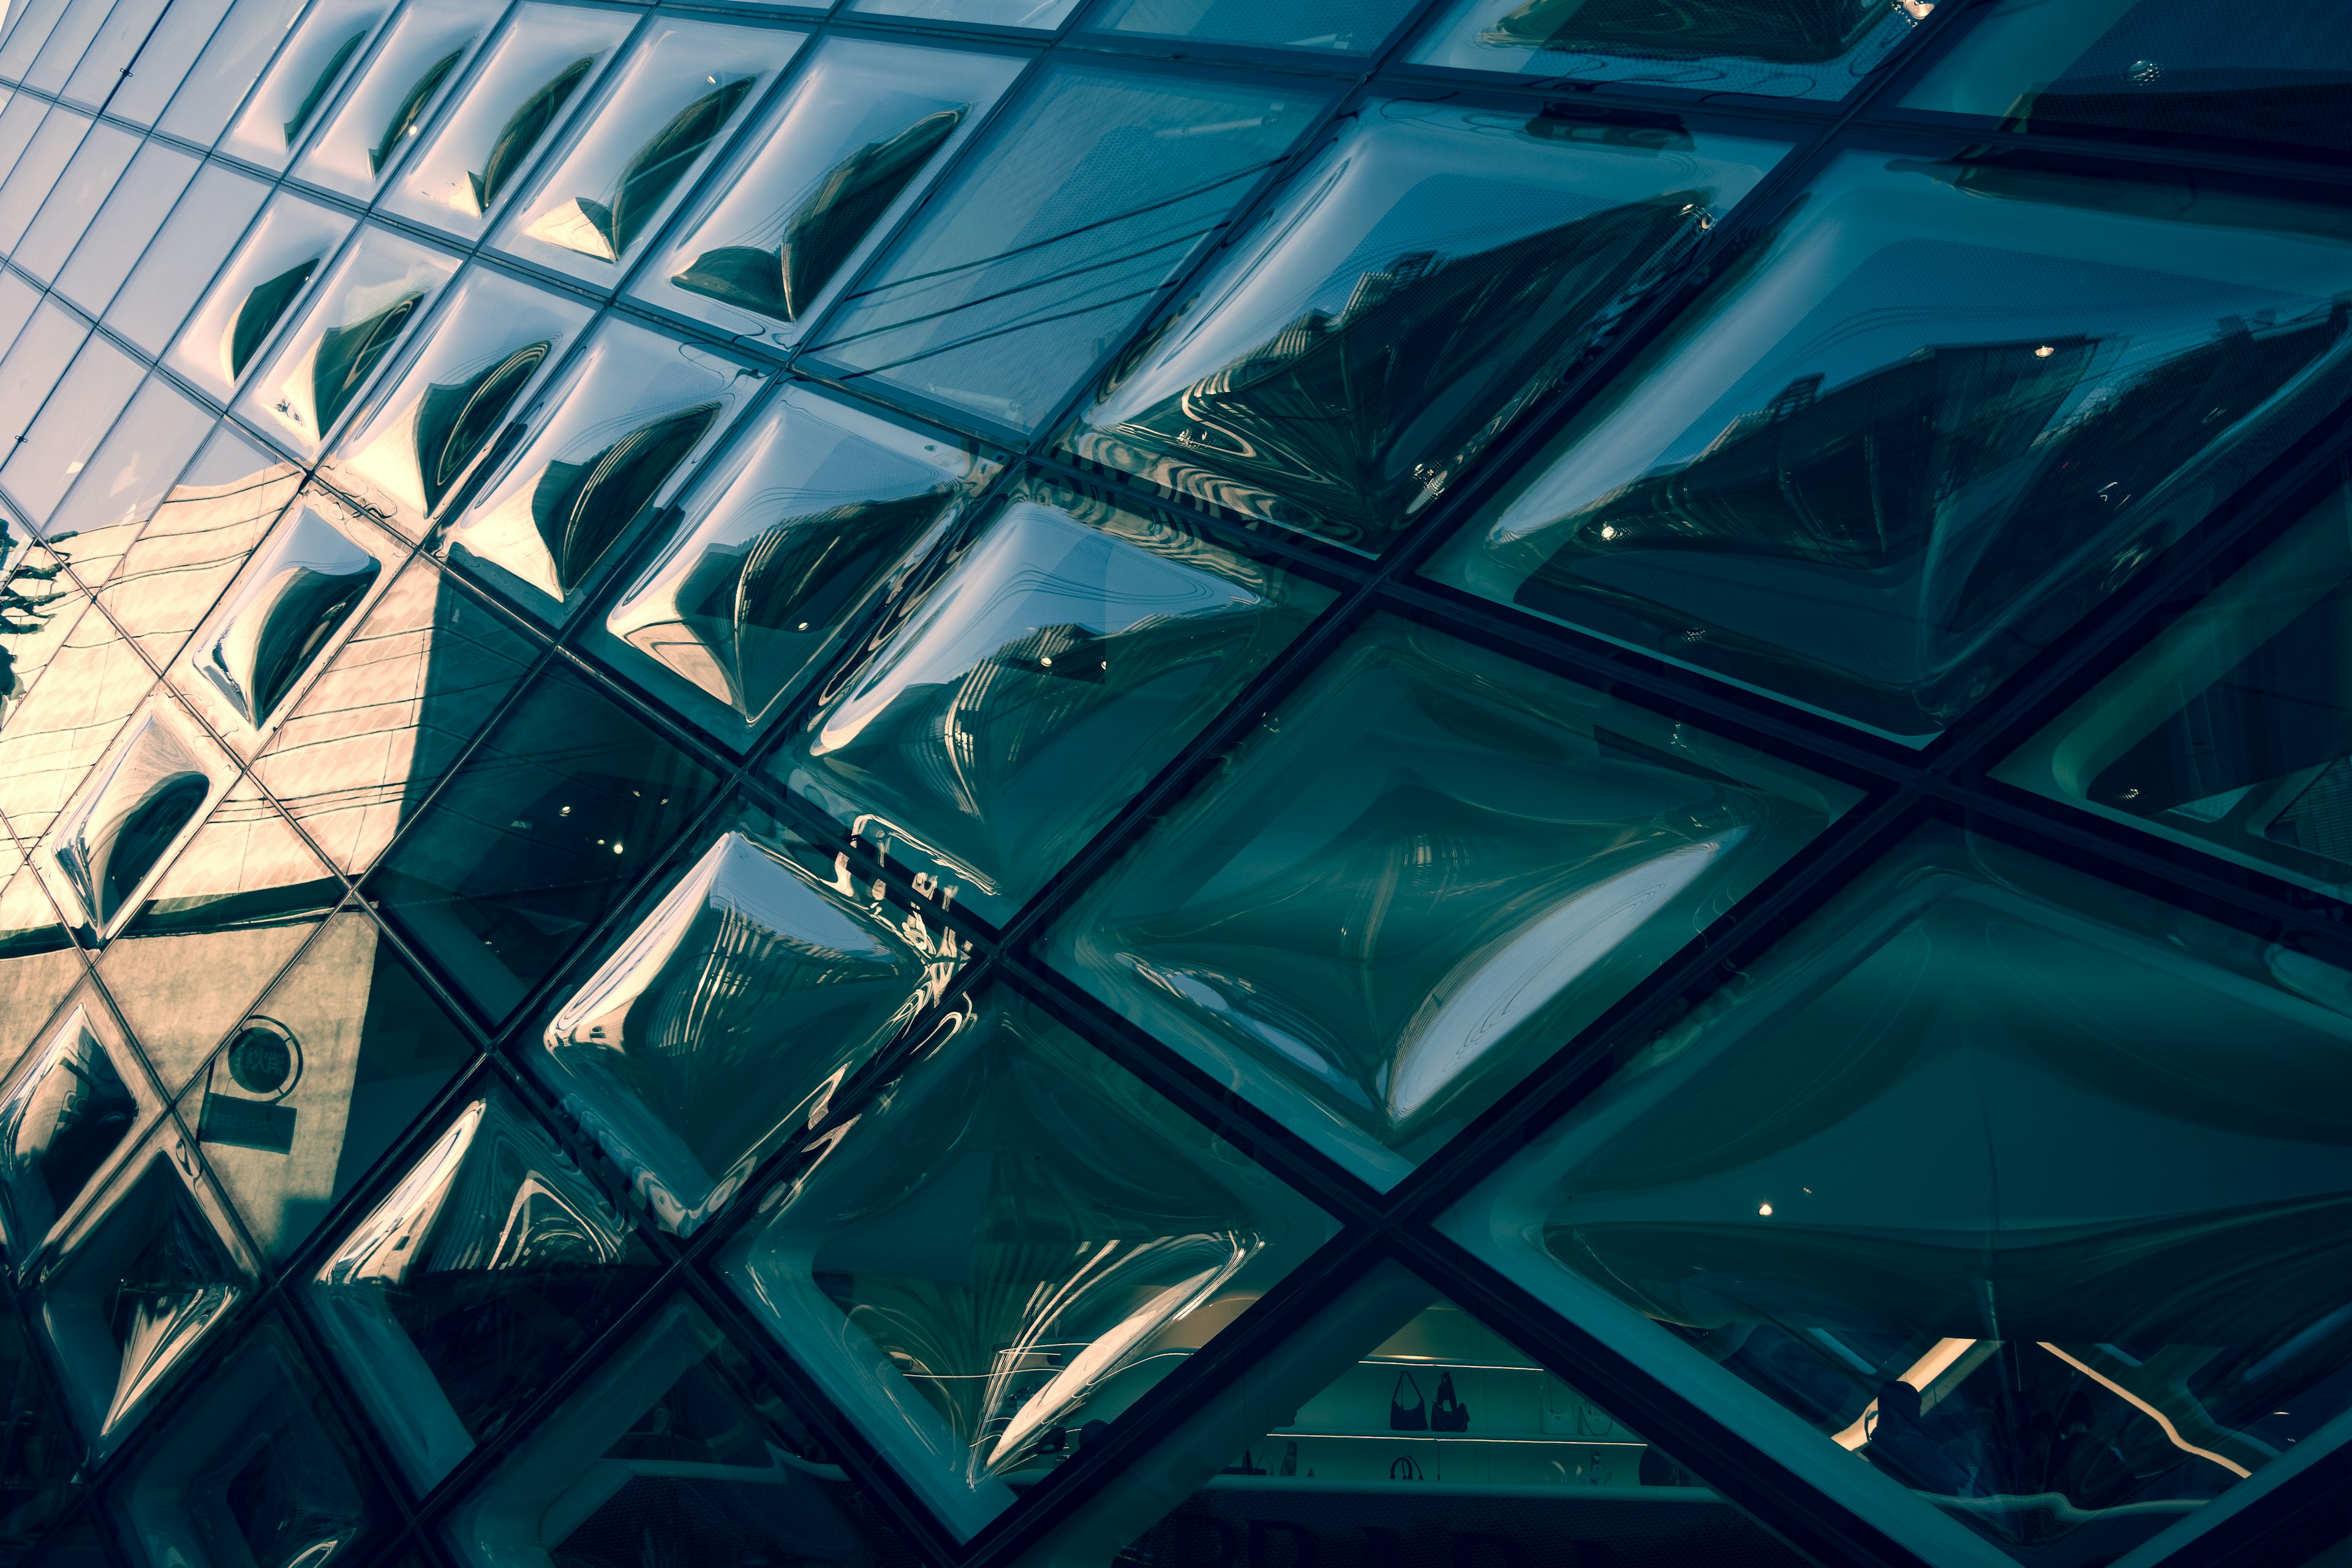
184, 910, 474, 1262
100, 160, 271, 357
61, 0, 174, 107
214, 0, 393, 172
1443, 825, 2352, 1565
162, 191, 357, 404
532, 801, 965, 1234
439, 319, 763, 622
0, 107, 91, 252
0, 302, 89, 450
773, 478, 1337, 924
0, 535, 91, 721
630, 36, 1022, 353
722, 983, 1337, 1538
111, 0, 241, 129
1, 334, 145, 529
291, 0, 493, 199
34, 1123, 252, 1457
1425, 151, 2352, 744
1086, 0, 1417, 53
492, 19, 807, 290
592, 382, 1000, 748
364, 666, 722, 1022
377, 2, 638, 243
10, 119, 138, 282
308, 1087, 663, 1493
444, 1294, 924, 1568
0, 0, 75, 78
1999, 481, 2352, 900
1063, 101, 1784, 555
1409, 0, 1928, 99
1049, 615, 1857, 1188
250, 555, 541, 878
805, 62, 1333, 435
0, 590, 153, 850
844, 0, 1080, 27
0, 865, 82, 1074
0, 99, 47, 189
323, 264, 596, 544
1903, 0, 2352, 157
23, 0, 116, 93
108, 1316, 382, 1568
1071, 1265, 1811, 1567
40, 377, 217, 558
233, 226, 459, 459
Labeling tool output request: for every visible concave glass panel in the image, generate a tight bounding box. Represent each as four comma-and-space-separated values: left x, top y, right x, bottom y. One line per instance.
364, 666, 721, 1022
214, 0, 391, 170
108, 1316, 380, 1568
1063, 101, 1783, 555
0, 1001, 156, 1264
309, 1088, 662, 1493
378, 2, 636, 242
34, 1128, 250, 1457
184, 910, 474, 1262
235, 227, 459, 459
805, 62, 1333, 436
631, 36, 1020, 352
844, 0, 1080, 28
249, 555, 541, 878
39, 699, 231, 943
534, 811, 963, 1235
1085, 0, 1417, 52
439, 319, 763, 622
445, 1294, 925, 1568
1050, 616, 1856, 1189
1903, 0, 2352, 159
173, 499, 399, 752
323, 265, 595, 544
1059, 1264, 1807, 1568
1999, 481, 2352, 900
1410, 0, 1928, 99
291, 0, 491, 198
773, 479, 1336, 925
722, 984, 1336, 1538
1425, 152, 2352, 744
160, 193, 357, 404
1442, 825, 2352, 1566
594, 382, 1000, 747
100, 160, 271, 359
493, 20, 806, 289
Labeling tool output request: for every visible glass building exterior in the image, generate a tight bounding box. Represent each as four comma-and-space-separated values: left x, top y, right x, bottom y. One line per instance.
2, 1, 2350, 1566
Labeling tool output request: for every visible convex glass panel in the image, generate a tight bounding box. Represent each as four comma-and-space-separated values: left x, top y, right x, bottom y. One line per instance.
290, 0, 489, 198
1427, 151, 2352, 743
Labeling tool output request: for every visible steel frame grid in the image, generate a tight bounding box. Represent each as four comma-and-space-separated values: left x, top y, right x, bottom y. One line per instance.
6, 0, 2352, 1565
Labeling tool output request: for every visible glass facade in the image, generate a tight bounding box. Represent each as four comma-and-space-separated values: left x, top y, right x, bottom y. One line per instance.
2, 3, 2349, 1568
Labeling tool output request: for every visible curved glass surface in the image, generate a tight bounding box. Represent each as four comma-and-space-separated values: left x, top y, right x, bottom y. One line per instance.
774, 479, 1336, 924
1445, 826, 2352, 1564
43, 703, 226, 938
0, 1004, 151, 1262
1050, 615, 1855, 1188
1427, 152, 2352, 744
722, 985, 1336, 1538
1063, 101, 1784, 554
161, 192, 355, 403
631, 36, 1020, 352
214, 0, 390, 170
1085, 0, 1420, 53
1409, 0, 1929, 98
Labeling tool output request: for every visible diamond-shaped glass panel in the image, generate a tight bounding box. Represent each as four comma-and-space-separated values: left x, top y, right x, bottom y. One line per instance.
1050, 616, 1856, 1188
1443, 825, 2352, 1564
772, 480, 1335, 925
1425, 150, 2352, 744
37, 696, 233, 945
0, 997, 157, 1265
0, 1271, 80, 1558
533, 810, 964, 1235
444, 1293, 925, 1568
309, 1087, 662, 1493
722, 983, 1336, 1537
1061, 101, 1783, 555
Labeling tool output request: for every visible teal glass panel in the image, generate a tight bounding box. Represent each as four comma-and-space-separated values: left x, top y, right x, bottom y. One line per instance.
1409, 0, 1929, 98
1904, 0, 2352, 159
532, 804, 966, 1234
1425, 152, 2352, 744
804, 61, 1333, 435
722, 984, 1336, 1538
1443, 826, 2352, 1564
1061, 100, 1784, 554
1084, 0, 1417, 53
1050, 614, 1856, 1188
772, 479, 1336, 924
2000, 481, 2352, 900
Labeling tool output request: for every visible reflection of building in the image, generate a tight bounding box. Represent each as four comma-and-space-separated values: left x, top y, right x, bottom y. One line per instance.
1483, 0, 1889, 62
1087, 194, 1703, 546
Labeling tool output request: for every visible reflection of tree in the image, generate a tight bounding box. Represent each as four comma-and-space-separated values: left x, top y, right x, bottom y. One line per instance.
1, 519, 68, 715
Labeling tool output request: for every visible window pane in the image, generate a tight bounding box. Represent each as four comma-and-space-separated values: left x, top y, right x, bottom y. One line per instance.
161, 190, 357, 404
99, 160, 270, 358
1085, 0, 1418, 53
10, 119, 137, 283
213, 0, 393, 172
290, 0, 494, 200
